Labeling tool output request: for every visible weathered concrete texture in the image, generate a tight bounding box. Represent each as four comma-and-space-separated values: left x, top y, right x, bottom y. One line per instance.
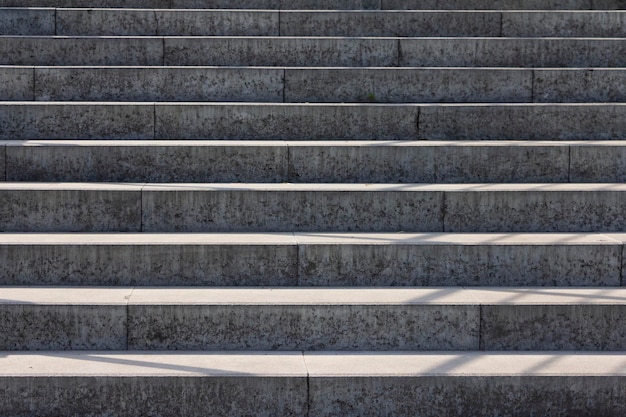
0, 145, 5, 181
503, 11, 626, 37
57, 9, 279, 36
570, 142, 626, 182
171, 0, 280, 7
0, 351, 307, 417
481, 305, 626, 350
141, 184, 443, 232
296, 234, 622, 286
0, 305, 126, 350
534, 69, 626, 103
164, 37, 398, 67
444, 185, 626, 232
285, 68, 532, 103
592, 0, 626, 9
0, 7, 54, 36
0, 67, 34, 101
309, 373, 626, 417
382, 0, 594, 9
7, 141, 288, 183
280, 11, 500, 37
0, 103, 154, 140
0, 37, 163, 66
418, 104, 626, 140
0, 184, 142, 232
399, 38, 626, 67
34, 67, 284, 102
0, 235, 298, 286
0, 0, 170, 6
288, 141, 568, 183
129, 304, 478, 350
155, 104, 418, 140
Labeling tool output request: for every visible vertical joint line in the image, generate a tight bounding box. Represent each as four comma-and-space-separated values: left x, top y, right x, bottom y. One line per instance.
499, 11, 503, 37
530, 70, 536, 103
567, 144, 572, 183
162, 37, 166, 66
153, 103, 157, 140
3, 144, 7, 181
154, 10, 160, 36
140, 183, 146, 232
396, 38, 401, 67
416, 107, 420, 139
620, 244, 624, 287
54, 8, 57, 36
441, 191, 446, 232
283, 68, 286, 103
302, 351, 310, 417
32, 66, 37, 101
286, 141, 291, 182
294, 232, 300, 285
478, 305, 483, 350
278, 10, 281, 36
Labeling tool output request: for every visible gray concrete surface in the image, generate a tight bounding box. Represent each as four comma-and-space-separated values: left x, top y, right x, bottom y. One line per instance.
34, 66, 284, 102
0, 233, 299, 286
141, 184, 444, 232
57, 9, 279, 36
280, 11, 501, 37
0, 37, 163, 66
7, 141, 288, 183
164, 37, 398, 67
534, 69, 626, 103
0, 67, 34, 101
285, 68, 532, 103
444, 184, 626, 232
418, 104, 626, 140
154, 103, 419, 140
0, 7, 54, 36
0, 184, 142, 232
382, 0, 596, 9
570, 142, 626, 182
287, 141, 568, 183
0, 103, 154, 140
503, 11, 626, 37
400, 38, 626, 67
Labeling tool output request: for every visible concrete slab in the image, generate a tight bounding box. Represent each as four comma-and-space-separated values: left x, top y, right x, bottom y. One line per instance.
571, 141, 626, 182
503, 11, 626, 37
155, 103, 419, 140
418, 104, 626, 140
141, 183, 444, 232
0, 102, 154, 140
7, 140, 288, 182
0, 66, 34, 101
0, 7, 54, 36
280, 11, 500, 37
0, 183, 142, 232
0, 36, 163, 66
534, 69, 626, 103
164, 37, 398, 66
284, 68, 532, 103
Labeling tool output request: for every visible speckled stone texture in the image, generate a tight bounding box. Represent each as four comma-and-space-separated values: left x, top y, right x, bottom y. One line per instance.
0, 37, 163, 66
444, 188, 626, 232
0, 305, 126, 350
127, 304, 479, 350
534, 69, 626, 103
141, 187, 443, 232
154, 104, 418, 140
297, 243, 622, 286
570, 143, 626, 182
284, 68, 533, 103
0, 243, 298, 286
0, 67, 34, 101
0, 376, 306, 417
308, 375, 626, 417
7, 142, 288, 182
0, 187, 142, 232
0, 103, 154, 140
502, 11, 626, 37
163, 37, 398, 66
418, 104, 626, 140
34, 67, 284, 102
481, 305, 626, 350
0, 8, 54, 35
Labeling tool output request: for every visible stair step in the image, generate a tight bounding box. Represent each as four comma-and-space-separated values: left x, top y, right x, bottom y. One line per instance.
5, 140, 626, 183
5, 66, 626, 103
0, 232, 622, 286
2, 36, 625, 67
2, 287, 626, 351
1, 0, 623, 9
9, 9, 626, 37
2, 183, 626, 232
3, 102, 626, 140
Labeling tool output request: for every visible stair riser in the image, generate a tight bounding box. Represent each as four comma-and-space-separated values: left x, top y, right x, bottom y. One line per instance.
1, 0, 623, 9
5, 67, 626, 103
3, 37, 626, 67
0, 376, 306, 417
0, 241, 620, 286
9, 9, 626, 37
7, 142, 577, 183
4, 103, 626, 140
3, 188, 626, 232
3, 302, 626, 351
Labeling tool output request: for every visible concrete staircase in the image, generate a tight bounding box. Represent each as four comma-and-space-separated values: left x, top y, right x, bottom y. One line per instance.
1, 1, 626, 416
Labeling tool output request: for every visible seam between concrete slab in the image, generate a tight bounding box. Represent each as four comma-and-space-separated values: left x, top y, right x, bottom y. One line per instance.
125, 288, 135, 350
295, 232, 301, 285
302, 350, 310, 417
2, 143, 6, 181
441, 191, 447, 232
140, 184, 146, 232
154, 10, 160, 36
499, 12, 504, 37
282, 68, 286, 103
153, 103, 156, 140
286, 141, 291, 181
278, 9, 281, 36
415, 106, 420, 139
479, 304, 484, 350
530, 70, 536, 103
396, 38, 400, 67
54, 8, 57, 36
31, 66, 36, 101
567, 145, 572, 183
161, 37, 165, 66
621, 245, 624, 287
